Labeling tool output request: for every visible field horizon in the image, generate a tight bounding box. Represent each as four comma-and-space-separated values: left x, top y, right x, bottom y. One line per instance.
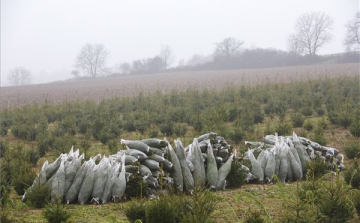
1, 63, 358, 109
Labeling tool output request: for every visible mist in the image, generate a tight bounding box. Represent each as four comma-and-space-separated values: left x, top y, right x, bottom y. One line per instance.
1, 0, 358, 86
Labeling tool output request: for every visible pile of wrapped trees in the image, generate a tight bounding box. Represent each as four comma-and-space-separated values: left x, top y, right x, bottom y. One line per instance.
23, 132, 236, 204
243, 132, 344, 183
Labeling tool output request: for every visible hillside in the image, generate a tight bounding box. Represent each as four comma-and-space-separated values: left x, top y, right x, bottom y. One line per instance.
1, 63, 358, 109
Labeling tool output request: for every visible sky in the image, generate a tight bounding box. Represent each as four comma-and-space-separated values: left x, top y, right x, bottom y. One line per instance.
1, 0, 358, 86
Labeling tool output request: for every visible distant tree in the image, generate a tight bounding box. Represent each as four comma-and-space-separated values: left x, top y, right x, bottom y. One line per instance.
214, 37, 244, 60
344, 11, 360, 51
75, 43, 109, 78
146, 56, 163, 73
117, 62, 131, 75
186, 54, 212, 66
7, 67, 31, 86
131, 59, 145, 74
287, 11, 333, 56
178, 59, 185, 68
287, 34, 303, 55
130, 56, 163, 75
160, 45, 175, 70
71, 70, 80, 78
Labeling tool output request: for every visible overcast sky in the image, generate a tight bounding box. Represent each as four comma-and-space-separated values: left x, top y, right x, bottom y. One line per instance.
1, 0, 358, 86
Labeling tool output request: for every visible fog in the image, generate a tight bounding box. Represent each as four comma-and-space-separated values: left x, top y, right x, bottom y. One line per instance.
1, 0, 358, 86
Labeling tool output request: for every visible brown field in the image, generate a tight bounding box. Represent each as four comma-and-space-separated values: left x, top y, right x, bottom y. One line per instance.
0, 63, 359, 109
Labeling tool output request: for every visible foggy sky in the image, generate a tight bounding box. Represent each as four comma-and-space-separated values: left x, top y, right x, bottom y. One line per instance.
1, 0, 358, 86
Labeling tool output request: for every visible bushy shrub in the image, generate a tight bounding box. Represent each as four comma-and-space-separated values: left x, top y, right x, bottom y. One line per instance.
126, 173, 148, 199
37, 133, 55, 157
0, 166, 10, 207
300, 107, 313, 117
191, 116, 204, 133
43, 202, 71, 223
344, 159, 360, 189
0, 126, 8, 136
148, 130, 159, 138
303, 121, 314, 131
98, 129, 115, 144
134, 120, 148, 134
275, 122, 292, 136
264, 122, 274, 135
279, 177, 317, 222
306, 157, 329, 180
174, 123, 187, 137
26, 182, 51, 208
145, 198, 178, 223
316, 175, 355, 223
244, 210, 265, 223
180, 189, 217, 223
327, 110, 338, 125
264, 100, 286, 115
229, 128, 245, 143
0, 140, 9, 159
53, 134, 77, 155
337, 109, 353, 128
311, 125, 327, 146
253, 108, 265, 124
344, 140, 360, 159
11, 123, 38, 141
317, 117, 329, 130
349, 109, 360, 137
350, 120, 360, 138
297, 129, 308, 138
350, 189, 360, 216
125, 199, 147, 223
226, 159, 247, 188
10, 144, 37, 195
160, 123, 173, 136
0, 112, 13, 128
107, 139, 119, 154
27, 147, 40, 166
77, 117, 90, 134
291, 113, 305, 128
124, 120, 136, 132
227, 106, 239, 122
316, 107, 326, 116
12, 168, 36, 195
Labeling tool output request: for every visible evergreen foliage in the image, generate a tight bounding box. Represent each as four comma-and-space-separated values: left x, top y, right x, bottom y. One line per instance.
26, 181, 51, 208
43, 201, 71, 223
125, 199, 147, 223
226, 159, 247, 188
344, 139, 360, 159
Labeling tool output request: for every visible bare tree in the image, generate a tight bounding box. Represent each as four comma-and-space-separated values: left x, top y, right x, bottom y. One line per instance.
71, 70, 80, 78
117, 62, 131, 75
287, 34, 302, 54
214, 37, 244, 59
287, 11, 333, 56
7, 67, 31, 86
75, 43, 109, 78
178, 59, 185, 68
344, 11, 360, 51
160, 45, 175, 70
186, 54, 212, 66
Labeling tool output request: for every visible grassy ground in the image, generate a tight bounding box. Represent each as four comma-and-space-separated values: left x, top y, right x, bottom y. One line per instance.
5, 180, 359, 222
2, 122, 359, 223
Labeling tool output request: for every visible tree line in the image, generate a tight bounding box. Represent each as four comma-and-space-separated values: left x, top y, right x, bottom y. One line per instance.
7, 11, 360, 85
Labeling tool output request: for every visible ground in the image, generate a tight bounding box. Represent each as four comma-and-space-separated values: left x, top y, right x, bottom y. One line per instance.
1, 63, 358, 109
1, 63, 359, 222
